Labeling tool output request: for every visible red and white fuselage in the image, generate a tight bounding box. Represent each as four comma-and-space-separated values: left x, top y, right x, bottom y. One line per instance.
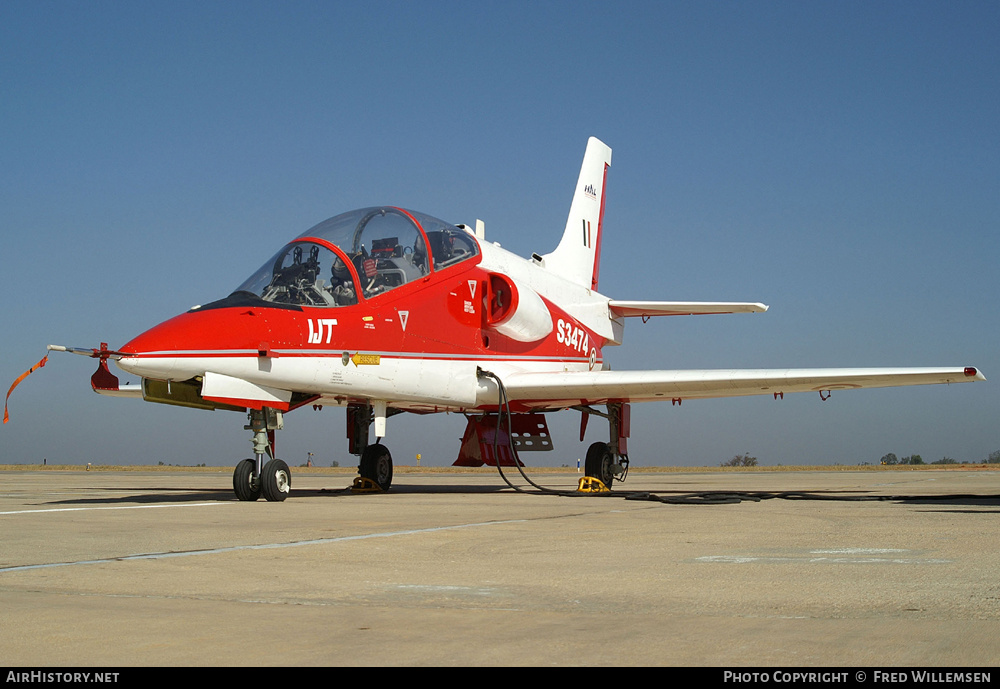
116, 233, 614, 415
110, 136, 982, 441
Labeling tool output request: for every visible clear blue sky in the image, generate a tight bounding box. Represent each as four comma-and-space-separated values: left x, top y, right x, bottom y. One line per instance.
2, 1, 997, 468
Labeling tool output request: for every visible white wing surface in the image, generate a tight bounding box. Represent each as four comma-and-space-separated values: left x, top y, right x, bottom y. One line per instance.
495, 367, 985, 408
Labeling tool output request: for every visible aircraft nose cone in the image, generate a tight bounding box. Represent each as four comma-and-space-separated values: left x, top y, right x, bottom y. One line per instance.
114, 303, 308, 380
115, 306, 258, 379
116, 312, 198, 379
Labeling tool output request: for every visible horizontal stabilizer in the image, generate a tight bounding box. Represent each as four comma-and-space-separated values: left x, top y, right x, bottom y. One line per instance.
610, 300, 768, 318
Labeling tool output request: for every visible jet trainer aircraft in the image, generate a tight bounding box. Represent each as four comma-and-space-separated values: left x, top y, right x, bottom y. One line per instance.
26, 137, 984, 500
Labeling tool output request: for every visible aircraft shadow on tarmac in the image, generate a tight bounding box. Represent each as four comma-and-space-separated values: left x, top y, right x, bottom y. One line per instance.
40, 481, 512, 506
38, 485, 1000, 509
635, 490, 1000, 511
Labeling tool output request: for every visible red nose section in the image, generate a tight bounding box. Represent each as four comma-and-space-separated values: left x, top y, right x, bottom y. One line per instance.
120, 306, 300, 356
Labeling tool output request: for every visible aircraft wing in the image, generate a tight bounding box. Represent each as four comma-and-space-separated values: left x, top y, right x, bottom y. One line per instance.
496, 367, 985, 408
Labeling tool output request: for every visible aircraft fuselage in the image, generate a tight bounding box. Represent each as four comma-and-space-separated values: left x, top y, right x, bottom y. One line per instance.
116, 235, 609, 414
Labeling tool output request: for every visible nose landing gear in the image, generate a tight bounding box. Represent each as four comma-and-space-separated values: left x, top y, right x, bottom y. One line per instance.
261, 458, 291, 502
233, 458, 261, 501
232, 407, 288, 501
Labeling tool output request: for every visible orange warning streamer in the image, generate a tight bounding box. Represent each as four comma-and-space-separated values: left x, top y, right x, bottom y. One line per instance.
4, 355, 48, 424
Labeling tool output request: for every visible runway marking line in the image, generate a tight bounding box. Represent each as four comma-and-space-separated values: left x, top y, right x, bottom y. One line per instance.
0, 502, 227, 516
0, 518, 528, 574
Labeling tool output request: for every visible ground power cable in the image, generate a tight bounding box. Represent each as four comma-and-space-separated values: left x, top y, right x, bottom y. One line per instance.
474, 369, 1000, 507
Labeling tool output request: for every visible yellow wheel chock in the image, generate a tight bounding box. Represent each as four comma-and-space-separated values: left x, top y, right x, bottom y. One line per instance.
577, 476, 610, 493
351, 476, 384, 493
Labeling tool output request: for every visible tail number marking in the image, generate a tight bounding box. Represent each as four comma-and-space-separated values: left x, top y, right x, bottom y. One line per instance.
556, 318, 589, 354
307, 318, 338, 344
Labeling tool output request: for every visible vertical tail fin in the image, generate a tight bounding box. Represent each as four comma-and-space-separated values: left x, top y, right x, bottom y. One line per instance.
540, 137, 612, 291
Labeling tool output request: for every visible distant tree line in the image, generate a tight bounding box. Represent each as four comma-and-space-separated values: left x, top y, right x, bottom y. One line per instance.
721, 453, 758, 467
880, 450, 1000, 465
879, 453, 924, 465
718, 449, 1000, 468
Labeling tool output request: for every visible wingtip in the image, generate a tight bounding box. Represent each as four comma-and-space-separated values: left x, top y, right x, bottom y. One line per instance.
965, 367, 986, 381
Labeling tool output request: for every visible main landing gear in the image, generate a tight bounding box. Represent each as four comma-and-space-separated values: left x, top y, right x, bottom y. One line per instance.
232, 408, 290, 502
579, 402, 630, 489
349, 404, 394, 491
359, 443, 393, 491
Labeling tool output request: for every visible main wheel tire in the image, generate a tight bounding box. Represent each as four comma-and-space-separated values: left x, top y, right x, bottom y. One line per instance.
584, 442, 615, 488
261, 458, 291, 502
360, 444, 393, 491
233, 459, 261, 501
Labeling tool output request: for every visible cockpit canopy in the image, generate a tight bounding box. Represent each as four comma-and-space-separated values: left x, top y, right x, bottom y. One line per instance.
233, 207, 479, 308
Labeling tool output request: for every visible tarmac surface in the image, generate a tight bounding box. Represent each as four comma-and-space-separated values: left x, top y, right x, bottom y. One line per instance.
1, 466, 999, 667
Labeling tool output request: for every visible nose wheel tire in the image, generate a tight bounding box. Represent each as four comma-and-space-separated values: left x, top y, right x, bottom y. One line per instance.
360, 444, 393, 491
233, 459, 262, 501
585, 442, 615, 489
261, 458, 291, 502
